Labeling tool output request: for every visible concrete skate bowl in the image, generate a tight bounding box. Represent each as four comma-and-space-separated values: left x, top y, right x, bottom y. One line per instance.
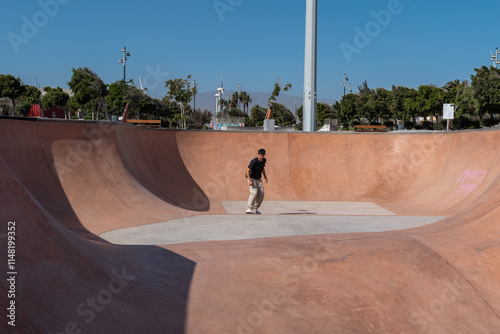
1, 116, 500, 333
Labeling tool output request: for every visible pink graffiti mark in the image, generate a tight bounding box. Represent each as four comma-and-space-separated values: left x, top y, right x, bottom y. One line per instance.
458, 167, 487, 194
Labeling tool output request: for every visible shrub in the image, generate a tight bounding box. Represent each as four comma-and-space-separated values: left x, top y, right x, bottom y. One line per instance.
404, 121, 414, 129
421, 121, 433, 130
0, 102, 11, 116
16, 101, 32, 117
382, 121, 394, 130
482, 118, 500, 128
435, 120, 447, 131
349, 120, 360, 127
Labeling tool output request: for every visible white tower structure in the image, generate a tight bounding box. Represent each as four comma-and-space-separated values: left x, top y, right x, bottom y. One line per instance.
215, 69, 224, 116
215, 93, 220, 116
303, 0, 318, 132
216, 86, 224, 114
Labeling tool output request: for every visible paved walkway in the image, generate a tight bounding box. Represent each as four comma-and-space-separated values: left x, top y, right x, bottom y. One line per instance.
100, 202, 446, 245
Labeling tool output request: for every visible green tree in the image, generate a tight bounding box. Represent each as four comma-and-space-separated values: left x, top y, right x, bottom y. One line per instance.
355, 80, 373, 122
188, 109, 214, 129
68, 67, 109, 120
296, 102, 337, 129
230, 92, 240, 112
271, 103, 295, 127
442, 80, 475, 119
390, 86, 413, 122
228, 108, 243, 117
240, 91, 252, 115
250, 105, 267, 126
138, 95, 163, 120
106, 80, 129, 115
471, 66, 500, 119
165, 75, 196, 129
0, 74, 26, 116
240, 92, 252, 115
41, 87, 70, 109
160, 98, 181, 126
408, 85, 443, 123
403, 88, 419, 122
357, 80, 371, 96
316, 102, 336, 126
16, 101, 32, 116
217, 98, 229, 117
268, 81, 292, 119
338, 93, 359, 125
124, 84, 144, 119
368, 88, 391, 123
106, 80, 163, 119
16, 84, 42, 116
269, 82, 292, 104
19, 85, 41, 104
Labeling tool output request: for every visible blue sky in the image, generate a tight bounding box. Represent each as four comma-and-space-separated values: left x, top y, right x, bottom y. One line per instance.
1, 0, 498, 103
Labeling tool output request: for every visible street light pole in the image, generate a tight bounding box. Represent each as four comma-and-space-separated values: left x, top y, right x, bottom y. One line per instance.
341, 74, 349, 96
303, 0, 318, 132
118, 46, 131, 82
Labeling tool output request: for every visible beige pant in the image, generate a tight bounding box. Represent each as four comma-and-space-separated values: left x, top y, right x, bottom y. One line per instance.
246, 178, 264, 211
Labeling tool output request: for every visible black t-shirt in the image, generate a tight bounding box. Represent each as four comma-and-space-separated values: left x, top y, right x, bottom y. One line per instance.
247, 157, 266, 180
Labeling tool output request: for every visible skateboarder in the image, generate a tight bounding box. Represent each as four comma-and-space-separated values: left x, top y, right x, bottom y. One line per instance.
246, 148, 268, 214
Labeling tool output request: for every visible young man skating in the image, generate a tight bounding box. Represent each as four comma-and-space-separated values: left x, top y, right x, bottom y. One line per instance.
246, 148, 268, 214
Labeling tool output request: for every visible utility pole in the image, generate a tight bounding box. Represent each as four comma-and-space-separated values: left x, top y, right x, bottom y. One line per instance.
303, 0, 318, 132
118, 46, 131, 82
341, 74, 349, 96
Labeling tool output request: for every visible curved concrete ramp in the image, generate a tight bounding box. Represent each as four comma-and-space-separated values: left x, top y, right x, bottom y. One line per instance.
1, 116, 500, 333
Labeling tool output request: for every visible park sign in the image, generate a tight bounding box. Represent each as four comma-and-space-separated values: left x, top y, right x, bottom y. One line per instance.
443, 104, 454, 131
443, 104, 454, 120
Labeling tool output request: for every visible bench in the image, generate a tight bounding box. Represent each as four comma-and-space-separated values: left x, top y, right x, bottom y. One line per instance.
354, 125, 388, 132
126, 120, 161, 128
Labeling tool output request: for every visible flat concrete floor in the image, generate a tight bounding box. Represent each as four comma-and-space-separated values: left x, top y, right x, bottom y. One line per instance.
100, 202, 446, 246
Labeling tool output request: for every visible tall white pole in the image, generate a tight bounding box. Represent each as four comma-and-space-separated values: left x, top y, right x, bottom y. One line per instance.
303, 0, 317, 132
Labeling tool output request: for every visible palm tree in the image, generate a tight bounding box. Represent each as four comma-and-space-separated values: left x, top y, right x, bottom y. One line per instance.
231, 92, 239, 110
442, 79, 460, 93
218, 98, 228, 116
240, 91, 252, 115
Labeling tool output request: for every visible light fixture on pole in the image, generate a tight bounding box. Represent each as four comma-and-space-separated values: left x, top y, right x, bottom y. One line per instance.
341, 74, 349, 96
118, 46, 131, 82
490, 48, 500, 68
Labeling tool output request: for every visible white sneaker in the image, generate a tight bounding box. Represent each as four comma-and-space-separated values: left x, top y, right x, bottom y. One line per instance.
255, 210, 261, 214
246, 209, 254, 214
